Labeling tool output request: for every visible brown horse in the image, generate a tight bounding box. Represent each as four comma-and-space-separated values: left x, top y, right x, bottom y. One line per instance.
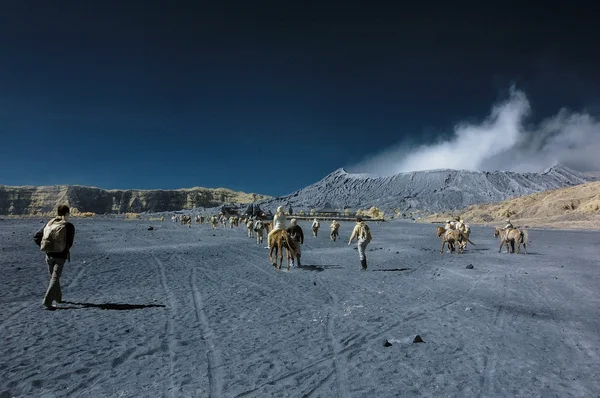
437, 227, 475, 254
263, 221, 272, 234
268, 230, 299, 271
494, 228, 528, 254
180, 214, 192, 228
436, 226, 446, 237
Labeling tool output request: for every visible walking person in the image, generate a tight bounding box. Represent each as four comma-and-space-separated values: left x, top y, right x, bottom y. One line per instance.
311, 218, 320, 237
348, 217, 372, 271
286, 218, 304, 267
33, 205, 76, 310
330, 219, 340, 241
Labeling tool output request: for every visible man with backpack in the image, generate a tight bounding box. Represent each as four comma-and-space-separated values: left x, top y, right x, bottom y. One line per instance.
329, 219, 340, 241
33, 205, 76, 310
348, 217, 372, 271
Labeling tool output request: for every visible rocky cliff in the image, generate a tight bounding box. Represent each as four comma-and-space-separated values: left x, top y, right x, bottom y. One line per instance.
0, 185, 271, 215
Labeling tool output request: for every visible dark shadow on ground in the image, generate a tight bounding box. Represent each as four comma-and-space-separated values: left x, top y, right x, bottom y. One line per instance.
297, 265, 343, 272
60, 301, 166, 310
497, 251, 540, 255
372, 268, 412, 272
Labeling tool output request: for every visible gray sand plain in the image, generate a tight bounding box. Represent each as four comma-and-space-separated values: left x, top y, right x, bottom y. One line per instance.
1, 218, 599, 397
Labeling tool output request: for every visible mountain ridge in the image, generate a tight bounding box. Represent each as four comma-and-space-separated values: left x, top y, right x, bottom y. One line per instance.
1, 164, 596, 216
256, 164, 597, 215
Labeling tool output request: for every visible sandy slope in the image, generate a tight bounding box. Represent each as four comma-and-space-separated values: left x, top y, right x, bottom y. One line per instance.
1, 218, 599, 397
423, 181, 600, 230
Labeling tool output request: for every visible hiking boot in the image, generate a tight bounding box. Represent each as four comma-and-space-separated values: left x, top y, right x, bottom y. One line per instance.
296, 254, 302, 267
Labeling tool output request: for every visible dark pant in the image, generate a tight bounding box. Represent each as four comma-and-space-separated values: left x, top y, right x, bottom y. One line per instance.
43, 256, 66, 307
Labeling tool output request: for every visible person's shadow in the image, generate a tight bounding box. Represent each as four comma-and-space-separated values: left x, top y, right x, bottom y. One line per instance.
297, 264, 343, 272
58, 301, 166, 310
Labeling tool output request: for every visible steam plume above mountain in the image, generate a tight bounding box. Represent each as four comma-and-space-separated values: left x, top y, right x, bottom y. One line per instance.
350, 87, 600, 175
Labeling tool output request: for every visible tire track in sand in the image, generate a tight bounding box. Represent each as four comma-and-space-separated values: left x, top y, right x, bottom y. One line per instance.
152, 253, 177, 398
177, 253, 293, 316
316, 279, 351, 398
480, 274, 509, 397
189, 267, 224, 398
234, 355, 338, 397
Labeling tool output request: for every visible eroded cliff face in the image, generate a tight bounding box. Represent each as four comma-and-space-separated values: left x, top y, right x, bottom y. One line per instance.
0, 185, 270, 215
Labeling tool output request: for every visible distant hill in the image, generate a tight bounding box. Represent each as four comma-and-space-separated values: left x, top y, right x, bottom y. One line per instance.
0, 185, 271, 215
423, 181, 600, 230
585, 171, 600, 178
257, 164, 597, 215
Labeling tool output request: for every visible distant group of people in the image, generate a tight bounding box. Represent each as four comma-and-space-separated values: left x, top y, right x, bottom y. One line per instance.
445, 217, 467, 233
446, 216, 513, 240
32, 201, 530, 310
32, 204, 376, 309
266, 206, 372, 270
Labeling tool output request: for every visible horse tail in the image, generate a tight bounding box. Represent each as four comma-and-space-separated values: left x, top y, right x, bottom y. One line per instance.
522, 229, 529, 245
461, 232, 476, 245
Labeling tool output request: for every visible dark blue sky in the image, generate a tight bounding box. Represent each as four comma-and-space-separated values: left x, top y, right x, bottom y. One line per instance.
1, 1, 599, 195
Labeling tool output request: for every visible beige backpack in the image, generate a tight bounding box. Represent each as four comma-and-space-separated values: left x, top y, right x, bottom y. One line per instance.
40, 218, 68, 253
359, 223, 372, 243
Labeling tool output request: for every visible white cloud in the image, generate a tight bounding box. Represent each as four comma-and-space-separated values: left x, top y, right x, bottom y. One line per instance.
350, 87, 600, 175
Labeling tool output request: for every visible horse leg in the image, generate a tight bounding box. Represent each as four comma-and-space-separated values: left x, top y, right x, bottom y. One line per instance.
277, 240, 283, 270
441, 240, 446, 254
269, 245, 277, 267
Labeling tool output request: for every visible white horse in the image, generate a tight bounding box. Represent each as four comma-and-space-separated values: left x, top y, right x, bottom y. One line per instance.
254, 220, 264, 244
246, 220, 254, 238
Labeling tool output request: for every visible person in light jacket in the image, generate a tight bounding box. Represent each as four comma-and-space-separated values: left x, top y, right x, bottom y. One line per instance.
311, 218, 320, 237
348, 217, 372, 271
267, 206, 287, 248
